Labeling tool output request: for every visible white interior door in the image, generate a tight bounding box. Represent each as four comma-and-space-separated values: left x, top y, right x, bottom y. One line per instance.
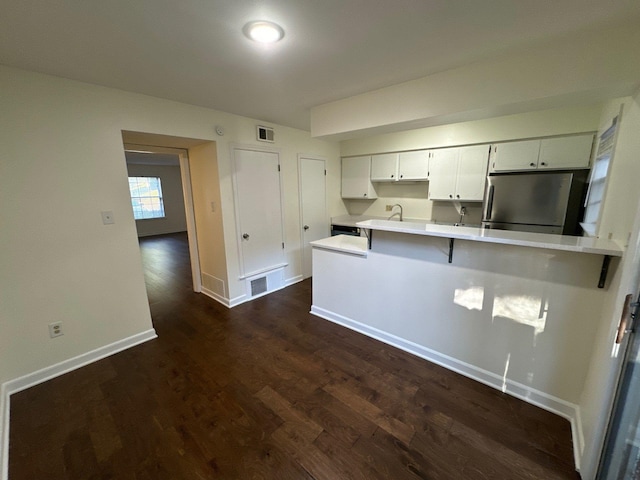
300, 156, 328, 278
233, 148, 285, 277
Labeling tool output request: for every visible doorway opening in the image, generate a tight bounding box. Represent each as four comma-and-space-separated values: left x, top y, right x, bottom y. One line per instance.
121, 131, 221, 307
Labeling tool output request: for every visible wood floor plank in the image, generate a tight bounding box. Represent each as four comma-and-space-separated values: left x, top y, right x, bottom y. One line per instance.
323, 381, 415, 445
8, 232, 581, 480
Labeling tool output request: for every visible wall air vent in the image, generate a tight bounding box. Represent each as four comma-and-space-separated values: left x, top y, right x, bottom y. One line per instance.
256, 125, 275, 143
250, 276, 268, 296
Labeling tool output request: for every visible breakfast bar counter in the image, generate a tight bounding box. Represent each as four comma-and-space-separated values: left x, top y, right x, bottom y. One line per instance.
310, 223, 624, 461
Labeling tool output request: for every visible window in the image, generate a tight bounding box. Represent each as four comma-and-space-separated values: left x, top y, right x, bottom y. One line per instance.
581, 116, 618, 236
128, 176, 165, 220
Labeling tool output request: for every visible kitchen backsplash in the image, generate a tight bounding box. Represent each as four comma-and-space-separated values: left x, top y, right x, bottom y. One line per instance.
343, 182, 483, 225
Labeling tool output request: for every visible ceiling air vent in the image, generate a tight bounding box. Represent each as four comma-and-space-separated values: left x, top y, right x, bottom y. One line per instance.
257, 125, 274, 143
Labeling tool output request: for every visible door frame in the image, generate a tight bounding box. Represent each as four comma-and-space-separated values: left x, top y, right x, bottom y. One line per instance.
123, 143, 202, 293
178, 152, 202, 293
230, 143, 286, 279
298, 154, 328, 279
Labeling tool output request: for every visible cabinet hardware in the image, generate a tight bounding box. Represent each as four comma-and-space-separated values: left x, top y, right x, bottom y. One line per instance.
529, 163, 536, 167
242, 233, 250, 240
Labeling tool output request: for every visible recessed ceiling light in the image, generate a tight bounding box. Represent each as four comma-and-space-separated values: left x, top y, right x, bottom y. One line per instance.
243, 21, 284, 44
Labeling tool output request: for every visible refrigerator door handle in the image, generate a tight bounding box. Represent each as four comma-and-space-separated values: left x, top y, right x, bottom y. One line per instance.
485, 185, 495, 220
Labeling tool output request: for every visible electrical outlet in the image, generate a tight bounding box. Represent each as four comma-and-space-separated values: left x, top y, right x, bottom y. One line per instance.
385, 205, 393, 211
49, 321, 63, 338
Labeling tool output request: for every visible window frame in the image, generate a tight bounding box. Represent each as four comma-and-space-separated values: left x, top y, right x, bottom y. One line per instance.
128, 176, 166, 221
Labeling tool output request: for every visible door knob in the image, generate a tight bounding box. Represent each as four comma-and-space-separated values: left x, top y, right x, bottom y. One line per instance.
303, 225, 309, 231
242, 233, 250, 240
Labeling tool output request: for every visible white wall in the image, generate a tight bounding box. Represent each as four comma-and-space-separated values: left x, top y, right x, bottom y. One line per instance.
126, 162, 187, 237
578, 92, 640, 478
338, 104, 603, 224
0, 64, 340, 391
188, 142, 229, 300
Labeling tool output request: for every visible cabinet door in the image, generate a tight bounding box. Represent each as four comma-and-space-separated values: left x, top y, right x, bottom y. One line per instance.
492, 140, 541, 172
341, 156, 377, 199
428, 148, 459, 201
371, 153, 399, 181
455, 145, 490, 201
538, 134, 593, 170
398, 150, 429, 181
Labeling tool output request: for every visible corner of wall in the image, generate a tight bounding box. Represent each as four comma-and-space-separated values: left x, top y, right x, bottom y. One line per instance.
0, 382, 9, 480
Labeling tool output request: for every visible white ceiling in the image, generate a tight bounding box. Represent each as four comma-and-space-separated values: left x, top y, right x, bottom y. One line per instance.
1, 0, 639, 131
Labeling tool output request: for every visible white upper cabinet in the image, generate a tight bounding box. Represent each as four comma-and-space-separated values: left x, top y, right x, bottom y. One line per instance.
398, 150, 429, 181
491, 134, 594, 172
455, 145, 491, 201
429, 145, 489, 201
491, 140, 540, 172
538, 135, 594, 170
370, 150, 429, 182
371, 153, 399, 181
428, 148, 459, 200
341, 156, 377, 199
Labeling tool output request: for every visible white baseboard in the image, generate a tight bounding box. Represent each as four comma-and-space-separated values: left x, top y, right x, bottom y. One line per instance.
203, 275, 304, 309
285, 275, 304, 287
201, 286, 234, 308
310, 305, 583, 471
0, 328, 157, 480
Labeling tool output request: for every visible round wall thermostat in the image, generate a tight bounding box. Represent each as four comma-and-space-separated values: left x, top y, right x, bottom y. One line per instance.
215, 125, 224, 136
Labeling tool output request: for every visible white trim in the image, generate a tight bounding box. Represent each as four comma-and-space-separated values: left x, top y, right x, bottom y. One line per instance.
285, 274, 304, 287
201, 286, 232, 308
179, 152, 203, 293
202, 277, 303, 309
311, 305, 583, 470
1, 383, 8, 480
573, 407, 585, 471
238, 262, 288, 280
0, 328, 157, 480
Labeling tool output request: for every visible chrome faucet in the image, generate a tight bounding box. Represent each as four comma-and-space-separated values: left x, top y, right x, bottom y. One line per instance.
388, 203, 403, 222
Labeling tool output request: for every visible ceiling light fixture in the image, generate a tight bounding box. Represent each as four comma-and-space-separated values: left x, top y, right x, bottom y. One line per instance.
243, 21, 284, 44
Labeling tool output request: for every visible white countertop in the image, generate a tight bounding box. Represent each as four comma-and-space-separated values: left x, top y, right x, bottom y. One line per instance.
356, 219, 624, 257
310, 234, 368, 256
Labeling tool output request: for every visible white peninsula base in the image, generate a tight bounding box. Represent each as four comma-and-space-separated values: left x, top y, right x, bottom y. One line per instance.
310, 228, 619, 470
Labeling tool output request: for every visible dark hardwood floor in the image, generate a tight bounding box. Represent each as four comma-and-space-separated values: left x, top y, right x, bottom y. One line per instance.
9, 232, 580, 479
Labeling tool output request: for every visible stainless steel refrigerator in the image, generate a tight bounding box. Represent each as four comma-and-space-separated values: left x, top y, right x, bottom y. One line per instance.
482, 171, 588, 235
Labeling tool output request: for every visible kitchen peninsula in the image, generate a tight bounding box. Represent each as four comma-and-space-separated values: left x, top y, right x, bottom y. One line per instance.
310, 221, 623, 457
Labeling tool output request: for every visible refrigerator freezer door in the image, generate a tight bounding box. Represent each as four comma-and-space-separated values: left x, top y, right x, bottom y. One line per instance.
483, 173, 572, 226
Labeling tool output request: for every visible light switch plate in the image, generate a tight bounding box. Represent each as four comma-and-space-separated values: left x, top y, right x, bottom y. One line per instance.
101, 211, 115, 225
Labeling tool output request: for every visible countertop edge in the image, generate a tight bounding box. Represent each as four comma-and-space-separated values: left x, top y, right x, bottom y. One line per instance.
356, 220, 624, 257
310, 235, 368, 257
